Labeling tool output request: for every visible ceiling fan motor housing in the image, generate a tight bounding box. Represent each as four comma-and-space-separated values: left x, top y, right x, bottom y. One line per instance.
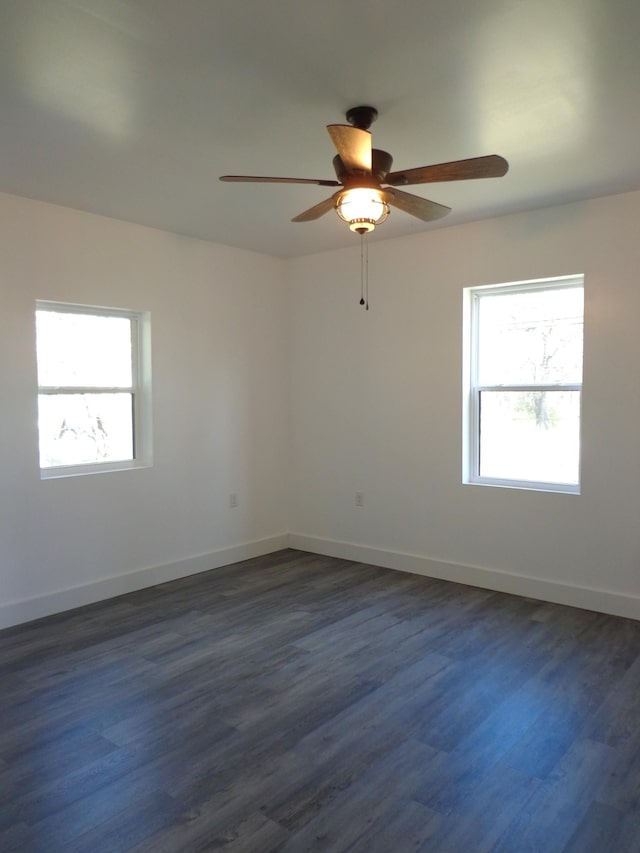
346, 105, 378, 130
372, 149, 393, 181
333, 149, 393, 183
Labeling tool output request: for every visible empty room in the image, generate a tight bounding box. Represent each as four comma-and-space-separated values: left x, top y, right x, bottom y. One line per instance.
2, 1, 640, 851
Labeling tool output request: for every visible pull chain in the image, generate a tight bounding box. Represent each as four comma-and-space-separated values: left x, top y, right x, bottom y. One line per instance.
359, 233, 365, 306
365, 234, 369, 310
359, 231, 369, 310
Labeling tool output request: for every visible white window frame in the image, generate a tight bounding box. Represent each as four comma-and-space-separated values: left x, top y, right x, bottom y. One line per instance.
462, 275, 584, 495
36, 300, 152, 479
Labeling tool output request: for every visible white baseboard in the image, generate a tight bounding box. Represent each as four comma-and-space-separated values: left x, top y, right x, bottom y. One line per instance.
0, 534, 289, 629
288, 533, 640, 621
5, 531, 639, 630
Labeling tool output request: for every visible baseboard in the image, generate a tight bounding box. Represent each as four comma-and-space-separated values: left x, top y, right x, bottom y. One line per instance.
0, 534, 289, 629
6, 531, 639, 630
288, 533, 640, 621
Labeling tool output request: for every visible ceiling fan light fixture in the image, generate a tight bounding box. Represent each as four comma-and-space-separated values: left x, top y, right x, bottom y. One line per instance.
335, 187, 390, 233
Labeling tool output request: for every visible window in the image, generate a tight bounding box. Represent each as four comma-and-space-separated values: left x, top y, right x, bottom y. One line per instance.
463, 276, 584, 493
35, 301, 151, 477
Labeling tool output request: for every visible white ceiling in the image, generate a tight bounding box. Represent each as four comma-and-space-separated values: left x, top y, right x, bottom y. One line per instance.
1, 0, 639, 258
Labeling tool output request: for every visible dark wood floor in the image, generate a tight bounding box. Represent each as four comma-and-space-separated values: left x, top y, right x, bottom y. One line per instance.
3, 550, 640, 852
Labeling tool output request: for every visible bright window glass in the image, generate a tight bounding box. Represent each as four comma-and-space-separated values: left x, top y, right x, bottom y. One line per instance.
36, 311, 133, 387
478, 390, 581, 484
37, 392, 134, 468
477, 287, 583, 386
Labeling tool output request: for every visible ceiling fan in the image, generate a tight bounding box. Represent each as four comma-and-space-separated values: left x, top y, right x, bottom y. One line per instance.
220, 106, 509, 235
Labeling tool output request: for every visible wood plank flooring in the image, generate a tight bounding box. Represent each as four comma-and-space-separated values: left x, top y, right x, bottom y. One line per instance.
3, 549, 640, 852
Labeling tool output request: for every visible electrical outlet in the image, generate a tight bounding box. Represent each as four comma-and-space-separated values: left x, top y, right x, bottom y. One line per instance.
355, 491, 364, 507
229, 493, 238, 508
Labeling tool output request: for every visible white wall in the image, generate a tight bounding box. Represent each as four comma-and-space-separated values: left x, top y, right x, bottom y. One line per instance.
3, 189, 640, 628
0, 193, 289, 627
288, 191, 640, 618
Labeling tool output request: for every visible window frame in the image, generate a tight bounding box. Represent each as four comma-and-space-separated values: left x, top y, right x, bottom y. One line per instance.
462, 275, 584, 495
36, 300, 152, 479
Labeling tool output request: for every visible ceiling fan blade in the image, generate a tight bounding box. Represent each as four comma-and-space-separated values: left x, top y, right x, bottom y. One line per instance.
385, 155, 509, 187
327, 125, 372, 173
220, 175, 341, 186
387, 189, 451, 222
291, 195, 336, 222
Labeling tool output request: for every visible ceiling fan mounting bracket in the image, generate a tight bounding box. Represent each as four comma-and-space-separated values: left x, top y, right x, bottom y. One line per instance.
346, 105, 378, 131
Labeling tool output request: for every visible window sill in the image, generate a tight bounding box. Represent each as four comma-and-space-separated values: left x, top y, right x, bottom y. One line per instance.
464, 477, 580, 495
40, 459, 152, 480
